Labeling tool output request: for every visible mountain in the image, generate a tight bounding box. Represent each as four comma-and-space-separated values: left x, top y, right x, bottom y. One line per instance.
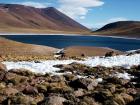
0, 4, 89, 33
93, 21, 140, 38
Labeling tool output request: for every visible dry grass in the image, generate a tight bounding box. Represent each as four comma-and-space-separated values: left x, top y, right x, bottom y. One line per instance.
64, 46, 124, 57
0, 37, 58, 61
0, 27, 90, 35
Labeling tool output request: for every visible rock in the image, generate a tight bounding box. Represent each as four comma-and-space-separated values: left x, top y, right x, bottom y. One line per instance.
0, 63, 7, 81
120, 93, 134, 104
0, 63, 7, 71
54, 64, 73, 70
63, 93, 79, 104
0, 70, 6, 81
113, 93, 133, 105
45, 96, 66, 105
106, 77, 129, 85
0, 95, 7, 104
4, 72, 28, 85
127, 88, 137, 95
104, 100, 119, 105
115, 87, 127, 93
49, 75, 65, 82
131, 65, 140, 70
70, 78, 98, 90
69, 62, 89, 72
9, 94, 36, 105
0, 87, 19, 96
113, 94, 126, 105
30, 76, 48, 86
0, 82, 6, 89
36, 84, 47, 93
80, 96, 100, 105
33, 93, 44, 104
128, 98, 140, 105
23, 85, 38, 95
10, 69, 35, 76
48, 82, 73, 94
34, 60, 41, 63
30, 76, 48, 85
104, 84, 116, 93
74, 89, 85, 97
93, 89, 113, 102
105, 51, 117, 57
64, 74, 77, 81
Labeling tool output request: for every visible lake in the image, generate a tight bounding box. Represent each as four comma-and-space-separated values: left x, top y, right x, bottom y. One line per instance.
3, 35, 140, 51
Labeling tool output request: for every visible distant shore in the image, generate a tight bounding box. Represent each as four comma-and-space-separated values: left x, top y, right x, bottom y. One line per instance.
0, 32, 140, 40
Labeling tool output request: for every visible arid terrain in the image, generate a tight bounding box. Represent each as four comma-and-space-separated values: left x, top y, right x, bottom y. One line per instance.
0, 4, 89, 33
64, 46, 123, 57
0, 37, 58, 61
92, 21, 140, 38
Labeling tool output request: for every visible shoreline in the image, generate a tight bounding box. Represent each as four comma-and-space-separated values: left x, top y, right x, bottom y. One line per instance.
0, 32, 140, 40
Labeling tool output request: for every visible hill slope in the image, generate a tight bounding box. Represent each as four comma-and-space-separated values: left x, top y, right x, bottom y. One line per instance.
93, 21, 140, 38
0, 4, 89, 33
0, 37, 58, 61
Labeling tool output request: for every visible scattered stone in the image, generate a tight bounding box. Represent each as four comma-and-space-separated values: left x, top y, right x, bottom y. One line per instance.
36, 84, 47, 93
74, 89, 85, 97
64, 74, 77, 81
0, 63, 7, 71
70, 78, 98, 90
80, 96, 100, 105
113, 94, 126, 105
0, 63, 138, 105
49, 75, 65, 82
4, 72, 28, 85
23, 85, 38, 95
105, 51, 117, 57
120, 93, 134, 104
0, 95, 7, 104
0, 82, 6, 89
106, 77, 129, 85
10, 69, 35, 76
9, 94, 36, 105
45, 95, 66, 105
0, 87, 19, 96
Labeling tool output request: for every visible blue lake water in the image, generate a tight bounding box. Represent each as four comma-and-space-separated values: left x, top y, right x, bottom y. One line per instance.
2, 35, 140, 51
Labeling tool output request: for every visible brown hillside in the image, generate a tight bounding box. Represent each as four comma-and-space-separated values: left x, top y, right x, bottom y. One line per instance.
0, 37, 58, 56
0, 4, 89, 33
93, 21, 140, 38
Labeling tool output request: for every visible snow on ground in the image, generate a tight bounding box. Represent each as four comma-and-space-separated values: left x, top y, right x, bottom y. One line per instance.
113, 72, 135, 80
2, 54, 140, 75
82, 54, 140, 69
3, 60, 77, 74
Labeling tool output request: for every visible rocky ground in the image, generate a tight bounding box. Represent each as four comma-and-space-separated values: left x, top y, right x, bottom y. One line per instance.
0, 61, 140, 105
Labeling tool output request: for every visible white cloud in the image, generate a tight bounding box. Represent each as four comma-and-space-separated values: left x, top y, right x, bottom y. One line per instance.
80, 16, 86, 19
108, 17, 128, 23
95, 17, 128, 28
58, 0, 104, 19
20, 1, 50, 8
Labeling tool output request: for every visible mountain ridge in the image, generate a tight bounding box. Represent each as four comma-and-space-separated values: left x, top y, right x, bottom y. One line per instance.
93, 21, 140, 38
0, 4, 89, 33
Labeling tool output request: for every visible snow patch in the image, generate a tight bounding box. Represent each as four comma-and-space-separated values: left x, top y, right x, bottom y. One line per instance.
114, 72, 134, 80
3, 54, 140, 75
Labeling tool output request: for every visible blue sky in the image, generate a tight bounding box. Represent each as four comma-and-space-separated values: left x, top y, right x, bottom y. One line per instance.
0, 0, 140, 28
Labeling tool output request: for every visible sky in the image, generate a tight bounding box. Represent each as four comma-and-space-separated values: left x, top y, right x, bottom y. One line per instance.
0, 0, 140, 28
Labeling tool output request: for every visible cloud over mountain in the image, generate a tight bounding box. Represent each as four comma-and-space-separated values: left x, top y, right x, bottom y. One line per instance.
20, 1, 50, 8
58, 0, 104, 19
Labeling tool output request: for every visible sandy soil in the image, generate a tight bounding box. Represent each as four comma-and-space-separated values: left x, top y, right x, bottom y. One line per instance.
0, 37, 59, 61
64, 46, 124, 57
